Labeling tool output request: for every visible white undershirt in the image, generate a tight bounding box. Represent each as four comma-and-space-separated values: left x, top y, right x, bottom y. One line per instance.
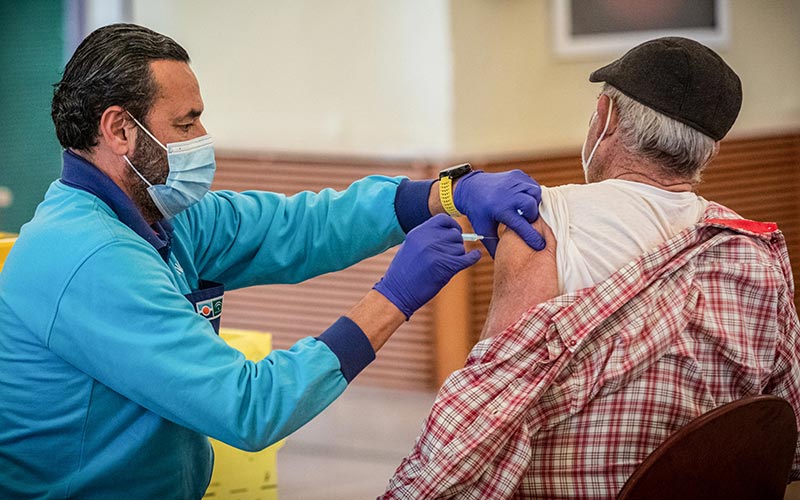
539, 179, 708, 294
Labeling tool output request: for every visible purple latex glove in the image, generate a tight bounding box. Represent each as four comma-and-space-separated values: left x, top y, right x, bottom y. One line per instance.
453, 169, 545, 258
374, 214, 481, 319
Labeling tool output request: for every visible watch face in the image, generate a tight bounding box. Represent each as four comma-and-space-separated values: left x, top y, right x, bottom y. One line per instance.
440, 163, 472, 179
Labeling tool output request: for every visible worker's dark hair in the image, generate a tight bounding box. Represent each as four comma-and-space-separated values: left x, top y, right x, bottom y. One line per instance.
52, 23, 190, 151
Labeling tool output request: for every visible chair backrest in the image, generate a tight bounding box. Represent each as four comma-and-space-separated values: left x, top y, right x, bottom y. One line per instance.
617, 395, 797, 500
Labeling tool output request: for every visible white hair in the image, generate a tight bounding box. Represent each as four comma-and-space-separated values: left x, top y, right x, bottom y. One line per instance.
602, 84, 717, 182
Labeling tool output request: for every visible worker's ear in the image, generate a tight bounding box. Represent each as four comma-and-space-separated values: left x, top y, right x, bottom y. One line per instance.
98, 105, 135, 156
596, 94, 619, 136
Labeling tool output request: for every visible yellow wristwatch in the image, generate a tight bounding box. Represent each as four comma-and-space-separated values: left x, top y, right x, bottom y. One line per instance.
438, 163, 472, 217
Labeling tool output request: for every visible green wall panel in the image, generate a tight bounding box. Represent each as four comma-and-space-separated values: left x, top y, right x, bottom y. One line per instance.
0, 0, 65, 231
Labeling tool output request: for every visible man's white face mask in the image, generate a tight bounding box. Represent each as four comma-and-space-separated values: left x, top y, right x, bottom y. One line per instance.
581, 98, 614, 182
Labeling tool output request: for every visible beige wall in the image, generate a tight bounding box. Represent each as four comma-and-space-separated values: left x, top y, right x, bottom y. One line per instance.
132, 0, 800, 157
451, 0, 800, 156
133, 0, 453, 156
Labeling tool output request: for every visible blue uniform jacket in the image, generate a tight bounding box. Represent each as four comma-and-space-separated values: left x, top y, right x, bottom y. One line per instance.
0, 151, 432, 499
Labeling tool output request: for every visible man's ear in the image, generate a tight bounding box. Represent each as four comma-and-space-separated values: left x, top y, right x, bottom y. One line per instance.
596, 94, 619, 136
98, 106, 135, 156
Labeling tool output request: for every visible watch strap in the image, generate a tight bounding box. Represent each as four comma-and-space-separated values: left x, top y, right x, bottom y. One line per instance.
439, 175, 462, 217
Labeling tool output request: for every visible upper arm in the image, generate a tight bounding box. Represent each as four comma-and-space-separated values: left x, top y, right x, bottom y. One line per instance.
481, 217, 559, 339
178, 178, 407, 288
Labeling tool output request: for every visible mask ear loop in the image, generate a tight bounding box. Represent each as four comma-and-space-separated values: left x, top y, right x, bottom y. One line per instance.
122, 155, 154, 188
584, 98, 614, 169
122, 111, 165, 188
125, 111, 168, 151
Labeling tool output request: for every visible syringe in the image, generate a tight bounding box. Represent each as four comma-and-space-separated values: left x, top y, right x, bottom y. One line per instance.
461, 233, 498, 242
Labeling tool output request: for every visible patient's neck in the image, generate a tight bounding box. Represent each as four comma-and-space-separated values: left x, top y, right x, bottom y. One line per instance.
609, 169, 694, 192
599, 154, 694, 193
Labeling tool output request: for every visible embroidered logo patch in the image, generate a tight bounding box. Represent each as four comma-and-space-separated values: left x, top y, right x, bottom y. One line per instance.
196, 296, 223, 320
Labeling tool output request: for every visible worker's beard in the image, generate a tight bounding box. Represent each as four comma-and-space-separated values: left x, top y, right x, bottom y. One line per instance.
126, 134, 169, 223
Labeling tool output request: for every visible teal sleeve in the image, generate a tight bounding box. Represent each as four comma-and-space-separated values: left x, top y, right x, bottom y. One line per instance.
173, 175, 408, 289
47, 240, 347, 451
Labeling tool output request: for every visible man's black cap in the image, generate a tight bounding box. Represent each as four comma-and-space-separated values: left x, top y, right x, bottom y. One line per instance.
589, 37, 742, 141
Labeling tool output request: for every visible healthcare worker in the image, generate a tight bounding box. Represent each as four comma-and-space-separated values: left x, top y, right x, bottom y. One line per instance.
0, 24, 544, 498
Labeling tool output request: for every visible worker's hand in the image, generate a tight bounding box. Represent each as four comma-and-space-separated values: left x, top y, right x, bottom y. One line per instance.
453, 170, 545, 258
374, 214, 481, 319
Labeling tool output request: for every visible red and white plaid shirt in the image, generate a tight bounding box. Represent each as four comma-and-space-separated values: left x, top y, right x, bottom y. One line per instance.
381, 203, 800, 499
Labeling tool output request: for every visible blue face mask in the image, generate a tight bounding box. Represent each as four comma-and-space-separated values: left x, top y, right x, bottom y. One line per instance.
123, 113, 216, 219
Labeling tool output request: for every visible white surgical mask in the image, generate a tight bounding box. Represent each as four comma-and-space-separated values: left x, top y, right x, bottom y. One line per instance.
581, 99, 614, 182
123, 112, 216, 219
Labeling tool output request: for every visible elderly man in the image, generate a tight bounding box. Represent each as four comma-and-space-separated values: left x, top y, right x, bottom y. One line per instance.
381, 37, 800, 499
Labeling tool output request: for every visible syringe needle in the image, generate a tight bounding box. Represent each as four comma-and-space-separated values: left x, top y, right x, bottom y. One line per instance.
461, 233, 498, 241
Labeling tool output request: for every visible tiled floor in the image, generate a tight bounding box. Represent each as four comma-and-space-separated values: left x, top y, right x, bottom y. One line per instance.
277, 384, 437, 500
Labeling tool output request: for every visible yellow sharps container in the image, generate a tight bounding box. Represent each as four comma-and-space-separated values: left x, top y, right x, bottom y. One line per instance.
203, 328, 284, 500
0, 233, 17, 272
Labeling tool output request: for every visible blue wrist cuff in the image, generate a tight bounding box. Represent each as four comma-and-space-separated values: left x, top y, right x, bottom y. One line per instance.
394, 179, 434, 233
316, 316, 376, 383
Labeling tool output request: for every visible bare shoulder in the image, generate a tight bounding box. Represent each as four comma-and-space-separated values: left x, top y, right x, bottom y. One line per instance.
480, 218, 559, 339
